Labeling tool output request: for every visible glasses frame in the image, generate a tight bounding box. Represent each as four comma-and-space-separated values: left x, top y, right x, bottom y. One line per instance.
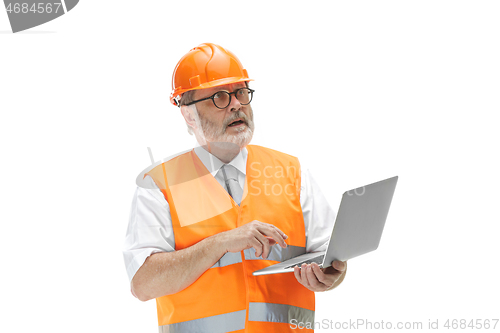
185, 88, 255, 109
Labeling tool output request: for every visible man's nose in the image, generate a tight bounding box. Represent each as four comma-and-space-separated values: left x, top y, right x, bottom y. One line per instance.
228, 92, 242, 112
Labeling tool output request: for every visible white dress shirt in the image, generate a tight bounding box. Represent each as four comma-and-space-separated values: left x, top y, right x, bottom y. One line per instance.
123, 146, 336, 283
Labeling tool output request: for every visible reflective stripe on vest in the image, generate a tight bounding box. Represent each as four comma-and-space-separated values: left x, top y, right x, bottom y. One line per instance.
243, 244, 306, 262
158, 309, 246, 333
210, 251, 242, 268
249, 302, 315, 325
210, 245, 306, 269
158, 303, 314, 332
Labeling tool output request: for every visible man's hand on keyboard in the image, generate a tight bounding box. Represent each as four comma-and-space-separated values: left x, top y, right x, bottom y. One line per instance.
293, 260, 347, 292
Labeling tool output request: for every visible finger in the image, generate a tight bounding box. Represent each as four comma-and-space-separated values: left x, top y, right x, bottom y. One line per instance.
322, 266, 343, 281
261, 237, 271, 260
300, 263, 309, 286
293, 266, 303, 285
258, 225, 287, 248
272, 225, 288, 240
253, 233, 271, 259
270, 224, 288, 241
254, 221, 288, 241
305, 264, 326, 290
250, 237, 263, 258
266, 237, 277, 246
331, 260, 347, 272
312, 263, 334, 287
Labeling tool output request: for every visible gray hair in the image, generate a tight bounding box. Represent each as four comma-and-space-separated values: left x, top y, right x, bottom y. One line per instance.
179, 90, 197, 135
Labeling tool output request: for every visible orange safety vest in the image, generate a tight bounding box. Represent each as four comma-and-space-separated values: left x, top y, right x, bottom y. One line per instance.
146, 145, 315, 332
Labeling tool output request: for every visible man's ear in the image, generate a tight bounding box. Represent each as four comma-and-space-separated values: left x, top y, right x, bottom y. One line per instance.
180, 105, 197, 131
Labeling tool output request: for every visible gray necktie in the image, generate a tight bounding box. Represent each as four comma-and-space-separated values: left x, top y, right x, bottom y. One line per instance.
220, 164, 243, 205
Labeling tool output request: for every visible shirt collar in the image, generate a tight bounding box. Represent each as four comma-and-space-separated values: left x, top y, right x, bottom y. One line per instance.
194, 145, 248, 176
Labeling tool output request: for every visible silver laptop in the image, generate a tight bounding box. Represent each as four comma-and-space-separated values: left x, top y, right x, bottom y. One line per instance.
252, 176, 398, 276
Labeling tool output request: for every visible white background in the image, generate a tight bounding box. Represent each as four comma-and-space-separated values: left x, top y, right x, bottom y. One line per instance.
1, 1, 499, 332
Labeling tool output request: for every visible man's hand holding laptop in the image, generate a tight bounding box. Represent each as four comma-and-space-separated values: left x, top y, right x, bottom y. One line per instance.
294, 260, 347, 292
216, 219, 347, 292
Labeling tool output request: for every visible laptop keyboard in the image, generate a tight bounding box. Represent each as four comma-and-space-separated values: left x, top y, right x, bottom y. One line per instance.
285, 255, 324, 269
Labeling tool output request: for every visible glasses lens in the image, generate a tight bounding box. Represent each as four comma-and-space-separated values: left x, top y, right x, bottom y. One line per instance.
236, 88, 252, 105
213, 91, 230, 109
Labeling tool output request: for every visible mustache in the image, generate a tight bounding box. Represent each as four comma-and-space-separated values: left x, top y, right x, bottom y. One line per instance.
223, 112, 250, 127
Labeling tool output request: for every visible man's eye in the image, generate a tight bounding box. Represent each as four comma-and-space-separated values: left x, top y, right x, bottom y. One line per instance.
214, 92, 223, 99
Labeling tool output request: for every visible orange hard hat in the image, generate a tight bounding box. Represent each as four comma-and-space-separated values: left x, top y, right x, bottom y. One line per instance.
170, 43, 253, 106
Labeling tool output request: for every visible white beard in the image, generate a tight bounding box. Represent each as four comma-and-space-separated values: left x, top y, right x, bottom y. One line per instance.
190, 104, 255, 149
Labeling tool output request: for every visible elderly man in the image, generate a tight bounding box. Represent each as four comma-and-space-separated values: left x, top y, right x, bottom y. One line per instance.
123, 43, 346, 332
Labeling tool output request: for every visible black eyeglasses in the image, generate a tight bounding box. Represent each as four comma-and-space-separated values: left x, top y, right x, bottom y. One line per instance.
185, 88, 255, 109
